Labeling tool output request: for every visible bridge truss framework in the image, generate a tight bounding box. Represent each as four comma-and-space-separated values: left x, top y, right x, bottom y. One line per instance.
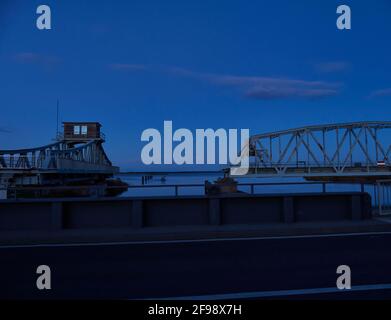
0, 139, 117, 174
234, 121, 391, 181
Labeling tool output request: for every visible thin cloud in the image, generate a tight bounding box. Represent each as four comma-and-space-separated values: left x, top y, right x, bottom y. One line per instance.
13, 52, 60, 67
165, 67, 340, 100
245, 87, 338, 100
370, 88, 391, 98
110, 64, 341, 100
315, 61, 350, 73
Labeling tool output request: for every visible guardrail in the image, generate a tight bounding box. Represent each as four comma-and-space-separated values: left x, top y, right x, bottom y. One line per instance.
124, 181, 364, 196
4, 180, 374, 201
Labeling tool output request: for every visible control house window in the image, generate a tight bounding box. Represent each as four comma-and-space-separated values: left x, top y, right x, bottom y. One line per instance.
81, 125, 88, 135
73, 125, 80, 135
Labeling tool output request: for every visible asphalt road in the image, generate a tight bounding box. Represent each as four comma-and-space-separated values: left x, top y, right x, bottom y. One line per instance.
1, 232, 391, 299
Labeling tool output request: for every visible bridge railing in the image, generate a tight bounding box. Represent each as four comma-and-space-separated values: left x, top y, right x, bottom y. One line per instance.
4, 181, 379, 207
248, 160, 388, 168
122, 181, 371, 198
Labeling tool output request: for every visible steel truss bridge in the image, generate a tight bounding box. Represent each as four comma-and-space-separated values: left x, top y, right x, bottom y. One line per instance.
232, 121, 391, 182
0, 139, 118, 175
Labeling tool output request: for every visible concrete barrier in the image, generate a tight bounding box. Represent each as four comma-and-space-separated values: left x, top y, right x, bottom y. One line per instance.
0, 192, 372, 232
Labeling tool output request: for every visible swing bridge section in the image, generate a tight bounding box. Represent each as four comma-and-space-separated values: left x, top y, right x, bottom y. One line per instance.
232, 121, 391, 182
0, 138, 118, 187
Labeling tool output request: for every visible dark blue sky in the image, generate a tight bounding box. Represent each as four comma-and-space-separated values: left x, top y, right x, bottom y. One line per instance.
0, 0, 390, 170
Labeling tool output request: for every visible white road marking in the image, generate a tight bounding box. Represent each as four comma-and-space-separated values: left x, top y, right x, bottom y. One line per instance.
155, 283, 391, 300
1, 230, 391, 249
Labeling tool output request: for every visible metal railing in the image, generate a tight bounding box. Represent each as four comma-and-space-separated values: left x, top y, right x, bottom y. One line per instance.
3, 181, 373, 201
126, 181, 369, 196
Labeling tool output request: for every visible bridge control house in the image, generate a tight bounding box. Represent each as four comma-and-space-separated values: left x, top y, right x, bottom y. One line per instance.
62, 122, 104, 142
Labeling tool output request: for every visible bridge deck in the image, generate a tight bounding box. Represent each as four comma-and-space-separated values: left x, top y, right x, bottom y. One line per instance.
235, 165, 391, 178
